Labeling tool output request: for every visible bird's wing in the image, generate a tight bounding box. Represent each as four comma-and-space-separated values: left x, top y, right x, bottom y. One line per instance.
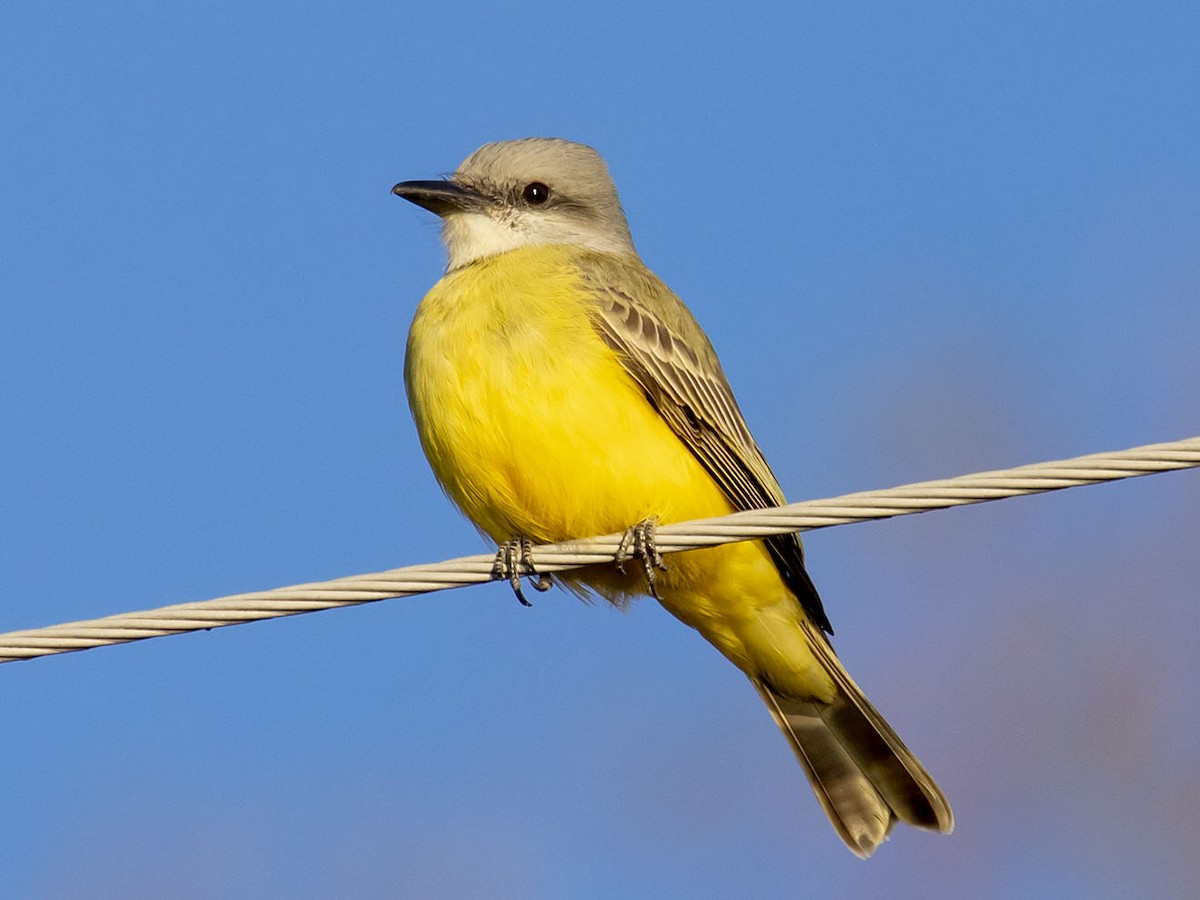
576, 253, 832, 634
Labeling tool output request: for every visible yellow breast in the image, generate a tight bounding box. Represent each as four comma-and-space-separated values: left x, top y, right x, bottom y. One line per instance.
404, 245, 733, 545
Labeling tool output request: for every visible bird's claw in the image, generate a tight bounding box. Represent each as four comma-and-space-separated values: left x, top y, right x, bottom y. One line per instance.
615, 517, 668, 599
492, 537, 552, 607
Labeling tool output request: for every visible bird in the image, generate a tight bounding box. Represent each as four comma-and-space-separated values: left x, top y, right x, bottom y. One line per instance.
393, 137, 953, 857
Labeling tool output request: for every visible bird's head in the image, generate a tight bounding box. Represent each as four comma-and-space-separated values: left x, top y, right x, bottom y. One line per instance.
393, 138, 636, 271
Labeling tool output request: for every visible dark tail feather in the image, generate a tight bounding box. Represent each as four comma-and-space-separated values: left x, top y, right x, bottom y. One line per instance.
754, 621, 953, 858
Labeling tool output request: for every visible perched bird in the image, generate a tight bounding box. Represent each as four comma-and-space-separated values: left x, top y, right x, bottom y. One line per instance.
394, 138, 953, 856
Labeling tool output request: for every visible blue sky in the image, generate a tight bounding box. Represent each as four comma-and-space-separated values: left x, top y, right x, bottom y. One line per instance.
2, 2, 1198, 897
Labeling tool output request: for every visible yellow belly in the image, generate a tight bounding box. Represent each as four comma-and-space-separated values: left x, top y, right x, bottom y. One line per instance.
404, 244, 833, 699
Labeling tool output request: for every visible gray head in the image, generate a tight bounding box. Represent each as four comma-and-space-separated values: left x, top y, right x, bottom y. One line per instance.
393, 138, 637, 271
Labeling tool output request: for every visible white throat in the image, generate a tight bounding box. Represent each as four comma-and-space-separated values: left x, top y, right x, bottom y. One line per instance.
442, 210, 636, 270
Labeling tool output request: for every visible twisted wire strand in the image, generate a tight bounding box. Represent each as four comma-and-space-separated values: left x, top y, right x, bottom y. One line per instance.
2, 436, 1197, 664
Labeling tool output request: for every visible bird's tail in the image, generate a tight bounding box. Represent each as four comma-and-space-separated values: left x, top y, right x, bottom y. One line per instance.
753, 621, 954, 858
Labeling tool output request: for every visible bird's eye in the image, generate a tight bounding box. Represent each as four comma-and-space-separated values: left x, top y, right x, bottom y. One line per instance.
522, 182, 550, 205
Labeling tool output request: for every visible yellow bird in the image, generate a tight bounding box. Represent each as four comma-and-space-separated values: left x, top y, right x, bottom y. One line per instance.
394, 138, 952, 857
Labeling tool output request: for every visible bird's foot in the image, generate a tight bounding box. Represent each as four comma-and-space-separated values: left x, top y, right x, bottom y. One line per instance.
491, 537, 553, 607
615, 517, 668, 599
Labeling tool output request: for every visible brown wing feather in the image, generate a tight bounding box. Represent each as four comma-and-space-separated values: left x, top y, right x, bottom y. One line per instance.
576, 253, 833, 634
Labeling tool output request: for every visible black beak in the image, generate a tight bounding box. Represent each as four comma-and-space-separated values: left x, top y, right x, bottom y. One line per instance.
391, 179, 484, 217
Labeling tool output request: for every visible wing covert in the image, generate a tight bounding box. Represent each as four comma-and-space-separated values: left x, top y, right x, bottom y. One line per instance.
576, 253, 833, 634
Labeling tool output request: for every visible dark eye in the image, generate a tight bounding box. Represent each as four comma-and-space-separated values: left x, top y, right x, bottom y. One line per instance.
522, 181, 550, 205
